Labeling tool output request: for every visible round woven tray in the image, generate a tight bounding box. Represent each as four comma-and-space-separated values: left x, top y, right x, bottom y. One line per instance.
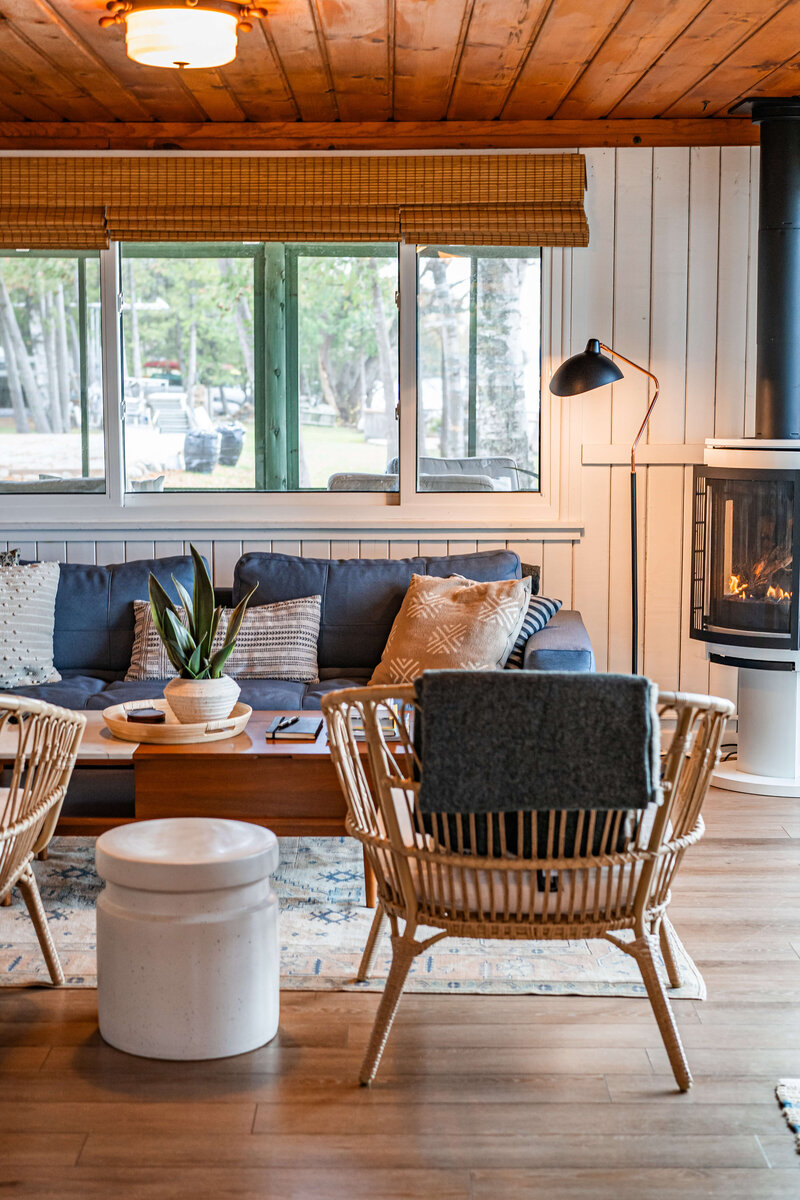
102, 699, 253, 745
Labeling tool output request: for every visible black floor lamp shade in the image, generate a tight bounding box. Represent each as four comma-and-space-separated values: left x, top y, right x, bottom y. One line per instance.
549, 339, 624, 396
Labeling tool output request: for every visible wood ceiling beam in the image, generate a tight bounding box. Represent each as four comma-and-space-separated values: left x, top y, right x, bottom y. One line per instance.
0, 119, 758, 151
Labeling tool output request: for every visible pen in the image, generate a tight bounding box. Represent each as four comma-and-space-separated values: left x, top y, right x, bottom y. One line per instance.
276, 716, 298, 731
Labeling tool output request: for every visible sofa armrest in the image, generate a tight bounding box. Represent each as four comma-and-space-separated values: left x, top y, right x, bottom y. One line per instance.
522, 609, 596, 673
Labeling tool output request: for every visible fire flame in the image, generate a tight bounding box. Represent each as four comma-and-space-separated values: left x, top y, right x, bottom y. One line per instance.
727, 573, 792, 603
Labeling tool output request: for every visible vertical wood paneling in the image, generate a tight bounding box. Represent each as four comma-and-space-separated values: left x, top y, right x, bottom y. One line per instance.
643, 466, 684, 688
541, 541, 573, 605
271, 540, 301, 557
212, 541, 243, 584
649, 148, 690, 445
418, 541, 449, 557
16, 541, 37, 563
154, 540, 184, 560
241, 539, 272, 554
64, 541, 96, 565
124, 540, 156, 562
572, 148, 616, 672
608, 149, 653, 676
449, 539, 478, 554
300, 540, 330, 559
684, 147, 720, 446
389, 542, 419, 559
506, 540, 543, 579
36, 541, 66, 562
95, 541, 126, 566
642, 149, 690, 689
714, 146, 753, 439
359, 541, 390, 558
329, 540, 359, 559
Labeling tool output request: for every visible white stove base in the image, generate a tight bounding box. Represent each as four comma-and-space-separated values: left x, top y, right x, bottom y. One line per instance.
712, 761, 800, 797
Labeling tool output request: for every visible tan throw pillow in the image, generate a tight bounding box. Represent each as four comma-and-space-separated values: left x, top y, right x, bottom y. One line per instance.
369, 574, 530, 686
127, 596, 321, 683
0, 561, 62, 687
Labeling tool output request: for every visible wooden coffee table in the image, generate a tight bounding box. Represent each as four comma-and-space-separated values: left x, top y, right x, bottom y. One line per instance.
49, 710, 377, 906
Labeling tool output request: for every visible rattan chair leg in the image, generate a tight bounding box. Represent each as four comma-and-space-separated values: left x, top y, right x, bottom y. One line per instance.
16, 862, 64, 986
631, 933, 691, 1092
0, 892, 11, 907
359, 935, 419, 1086
658, 915, 684, 989
357, 906, 387, 982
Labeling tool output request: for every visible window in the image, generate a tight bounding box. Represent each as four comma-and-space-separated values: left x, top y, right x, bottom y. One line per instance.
417, 246, 541, 493
2, 240, 550, 518
0, 252, 104, 494
121, 243, 398, 492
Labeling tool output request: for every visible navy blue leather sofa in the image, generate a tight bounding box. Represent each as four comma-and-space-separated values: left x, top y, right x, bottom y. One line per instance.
7, 548, 595, 713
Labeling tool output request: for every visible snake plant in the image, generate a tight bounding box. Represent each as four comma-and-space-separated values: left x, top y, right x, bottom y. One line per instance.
148, 544, 256, 680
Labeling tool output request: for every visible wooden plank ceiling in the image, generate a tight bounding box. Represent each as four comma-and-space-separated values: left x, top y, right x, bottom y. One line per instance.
0, 0, 798, 147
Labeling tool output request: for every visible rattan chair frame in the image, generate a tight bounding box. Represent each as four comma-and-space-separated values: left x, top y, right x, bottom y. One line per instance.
321, 684, 733, 1090
0, 695, 86, 985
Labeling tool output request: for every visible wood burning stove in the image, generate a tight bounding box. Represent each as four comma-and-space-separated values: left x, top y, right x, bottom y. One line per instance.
691, 466, 800, 650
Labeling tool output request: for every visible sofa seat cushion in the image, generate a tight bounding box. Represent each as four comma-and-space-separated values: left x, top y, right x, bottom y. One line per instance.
233, 549, 521, 671
523, 610, 596, 673
3, 674, 110, 709
303, 676, 372, 708
83, 677, 333, 712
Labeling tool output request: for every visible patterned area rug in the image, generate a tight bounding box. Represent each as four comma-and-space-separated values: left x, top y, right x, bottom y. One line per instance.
776, 1080, 800, 1154
0, 837, 706, 997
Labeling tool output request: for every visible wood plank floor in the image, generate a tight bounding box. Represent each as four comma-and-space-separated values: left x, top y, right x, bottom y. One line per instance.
1, 787, 798, 1199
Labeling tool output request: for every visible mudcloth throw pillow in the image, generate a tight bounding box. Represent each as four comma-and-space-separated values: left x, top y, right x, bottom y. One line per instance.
369, 573, 530, 686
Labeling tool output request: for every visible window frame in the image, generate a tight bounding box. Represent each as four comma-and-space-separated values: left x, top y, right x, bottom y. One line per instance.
1, 242, 581, 535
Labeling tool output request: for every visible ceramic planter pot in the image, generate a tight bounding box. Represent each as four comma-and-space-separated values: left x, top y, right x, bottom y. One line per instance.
164, 675, 241, 725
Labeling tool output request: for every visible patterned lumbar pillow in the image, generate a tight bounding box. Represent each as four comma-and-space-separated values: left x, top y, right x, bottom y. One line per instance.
0, 548, 20, 567
0, 561, 62, 687
369, 573, 531, 686
504, 595, 563, 670
224, 596, 321, 681
127, 595, 322, 683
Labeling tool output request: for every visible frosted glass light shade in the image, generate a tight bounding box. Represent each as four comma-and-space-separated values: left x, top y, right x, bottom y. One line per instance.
125, 7, 238, 69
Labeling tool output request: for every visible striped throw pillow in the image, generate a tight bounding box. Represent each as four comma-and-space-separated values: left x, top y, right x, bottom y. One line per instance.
504, 595, 562, 670
225, 597, 321, 681
127, 596, 321, 683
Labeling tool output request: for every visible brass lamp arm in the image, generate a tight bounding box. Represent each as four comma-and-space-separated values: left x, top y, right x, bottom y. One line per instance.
599, 342, 660, 474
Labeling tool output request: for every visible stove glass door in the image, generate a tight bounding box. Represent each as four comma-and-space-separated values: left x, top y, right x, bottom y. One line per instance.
707, 475, 794, 638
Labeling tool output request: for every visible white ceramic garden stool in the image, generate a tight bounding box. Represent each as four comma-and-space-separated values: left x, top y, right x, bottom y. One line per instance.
95, 817, 279, 1060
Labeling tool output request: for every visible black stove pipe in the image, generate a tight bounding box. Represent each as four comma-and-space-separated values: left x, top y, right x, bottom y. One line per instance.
752, 98, 800, 440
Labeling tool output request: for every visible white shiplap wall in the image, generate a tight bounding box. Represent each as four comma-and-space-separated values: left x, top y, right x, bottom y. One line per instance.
3, 147, 757, 701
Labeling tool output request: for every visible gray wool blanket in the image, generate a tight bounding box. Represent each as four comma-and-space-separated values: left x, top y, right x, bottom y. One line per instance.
414, 670, 661, 815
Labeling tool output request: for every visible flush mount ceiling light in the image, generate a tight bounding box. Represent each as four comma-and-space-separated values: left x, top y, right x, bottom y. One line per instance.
99, 0, 267, 70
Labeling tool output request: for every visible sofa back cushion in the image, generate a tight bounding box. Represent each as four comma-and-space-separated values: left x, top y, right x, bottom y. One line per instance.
53, 556, 198, 673
233, 550, 521, 670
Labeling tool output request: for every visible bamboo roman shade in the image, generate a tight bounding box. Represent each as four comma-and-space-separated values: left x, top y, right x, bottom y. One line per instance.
0, 154, 588, 249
